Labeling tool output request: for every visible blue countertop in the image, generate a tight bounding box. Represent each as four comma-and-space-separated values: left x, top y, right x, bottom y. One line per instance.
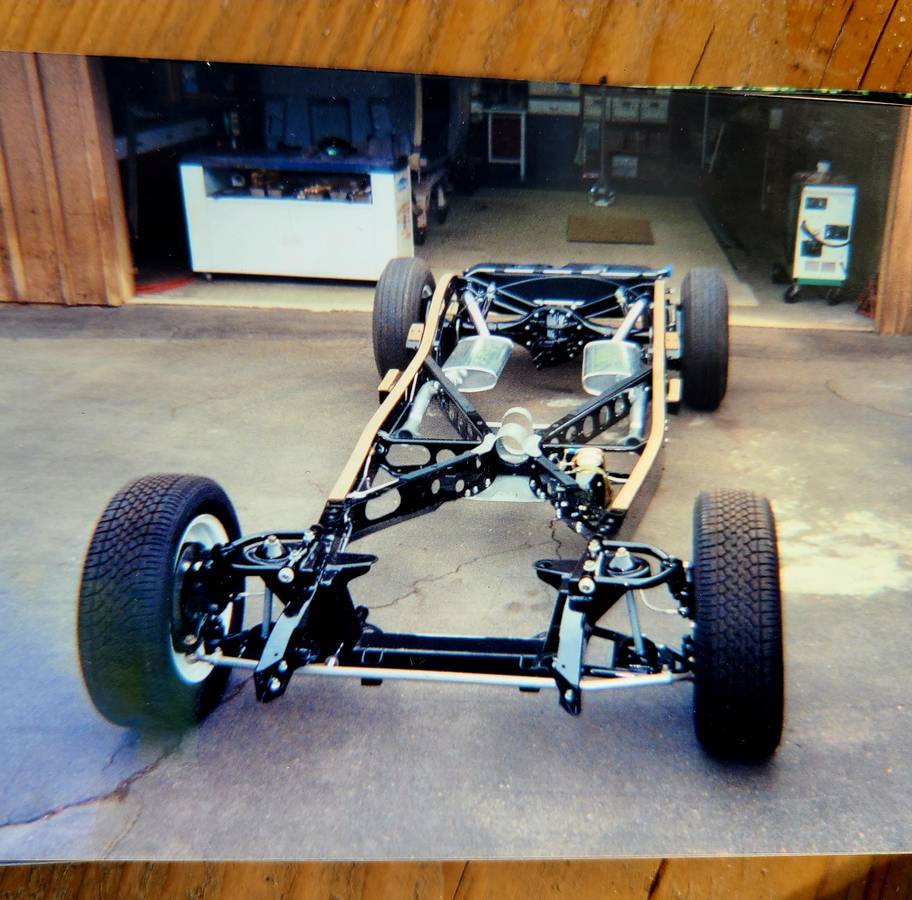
181, 151, 409, 174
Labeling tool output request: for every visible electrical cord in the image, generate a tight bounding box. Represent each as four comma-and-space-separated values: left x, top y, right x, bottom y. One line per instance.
800, 219, 851, 249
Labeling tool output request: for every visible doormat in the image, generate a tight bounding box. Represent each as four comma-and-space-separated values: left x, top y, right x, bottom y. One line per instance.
566, 215, 655, 245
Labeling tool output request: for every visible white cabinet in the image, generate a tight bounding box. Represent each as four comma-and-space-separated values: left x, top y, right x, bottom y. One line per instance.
180, 156, 413, 281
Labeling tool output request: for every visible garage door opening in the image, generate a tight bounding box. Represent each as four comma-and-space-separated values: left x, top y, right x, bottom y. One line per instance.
104, 58, 901, 331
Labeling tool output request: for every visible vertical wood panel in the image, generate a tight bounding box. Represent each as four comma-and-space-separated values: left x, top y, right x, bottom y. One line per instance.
84, 56, 134, 305
0, 52, 65, 303
876, 106, 912, 335
0, 51, 133, 306
23, 49, 74, 304
0, 129, 24, 299
36, 54, 98, 305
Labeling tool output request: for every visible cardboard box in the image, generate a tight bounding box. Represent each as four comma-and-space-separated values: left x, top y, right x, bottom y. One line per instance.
611, 153, 639, 178
640, 97, 670, 123
611, 96, 641, 122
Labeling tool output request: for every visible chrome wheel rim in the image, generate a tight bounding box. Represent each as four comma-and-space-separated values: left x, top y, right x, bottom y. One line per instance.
170, 513, 231, 684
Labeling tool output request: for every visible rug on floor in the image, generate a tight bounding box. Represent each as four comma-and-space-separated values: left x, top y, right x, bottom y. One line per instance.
566, 215, 655, 244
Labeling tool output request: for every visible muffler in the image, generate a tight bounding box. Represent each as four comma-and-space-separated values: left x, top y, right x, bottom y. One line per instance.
442, 294, 512, 393
581, 334, 648, 447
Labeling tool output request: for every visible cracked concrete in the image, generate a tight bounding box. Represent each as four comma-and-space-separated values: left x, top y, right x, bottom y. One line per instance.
824, 375, 912, 418
102, 801, 144, 858
547, 516, 568, 559
0, 744, 176, 830
0, 305, 910, 861
102, 733, 141, 773
367, 538, 556, 612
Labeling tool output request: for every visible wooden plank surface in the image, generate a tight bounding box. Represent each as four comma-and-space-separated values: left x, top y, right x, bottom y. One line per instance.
0, 52, 133, 305
0, 120, 24, 300
0, 857, 910, 899
2, 0, 912, 90
77, 55, 134, 305
876, 106, 912, 334
36, 54, 101, 306
862, 1, 912, 91
0, 52, 65, 303
609, 280, 666, 514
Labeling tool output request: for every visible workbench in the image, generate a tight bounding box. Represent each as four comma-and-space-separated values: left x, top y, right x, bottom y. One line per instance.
180, 152, 414, 281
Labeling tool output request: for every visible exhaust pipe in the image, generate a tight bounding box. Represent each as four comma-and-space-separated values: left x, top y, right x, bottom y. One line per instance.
394, 381, 438, 438
624, 386, 648, 447
494, 407, 540, 464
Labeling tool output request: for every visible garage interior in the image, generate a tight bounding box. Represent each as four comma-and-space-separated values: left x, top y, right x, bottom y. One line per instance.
100, 58, 901, 331
1, 0, 912, 889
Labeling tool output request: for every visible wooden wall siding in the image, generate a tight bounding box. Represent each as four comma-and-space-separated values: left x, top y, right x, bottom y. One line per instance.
0, 53, 69, 303
2, 0, 912, 91
877, 106, 912, 334
0, 52, 132, 306
0, 857, 910, 899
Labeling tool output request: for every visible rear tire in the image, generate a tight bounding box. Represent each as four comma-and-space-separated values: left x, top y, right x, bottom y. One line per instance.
692, 490, 784, 759
78, 475, 243, 730
372, 257, 435, 375
680, 268, 729, 411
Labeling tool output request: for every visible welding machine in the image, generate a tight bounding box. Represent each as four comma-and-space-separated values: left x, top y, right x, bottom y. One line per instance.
784, 163, 857, 304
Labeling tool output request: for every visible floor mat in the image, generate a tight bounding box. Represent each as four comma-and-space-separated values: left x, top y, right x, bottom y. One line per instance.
566, 214, 655, 244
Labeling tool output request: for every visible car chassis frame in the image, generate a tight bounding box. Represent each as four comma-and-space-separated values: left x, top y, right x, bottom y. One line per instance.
178, 263, 701, 717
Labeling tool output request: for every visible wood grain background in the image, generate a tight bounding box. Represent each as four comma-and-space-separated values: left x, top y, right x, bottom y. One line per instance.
877, 106, 912, 333
0, 52, 132, 305
1, 857, 911, 898
0, 5, 910, 893
1, 0, 912, 91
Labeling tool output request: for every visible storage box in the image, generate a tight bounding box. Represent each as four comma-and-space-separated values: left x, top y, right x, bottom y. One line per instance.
611, 154, 639, 178
640, 97, 670, 123
611, 96, 641, 122
582, 93, 609, 119
527, 97, 580, 117
528, 81, 580, 98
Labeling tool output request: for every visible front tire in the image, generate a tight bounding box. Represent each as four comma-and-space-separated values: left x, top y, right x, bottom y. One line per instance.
372, 257, 435, 375
680, 268, 729, 411
692, 489, 784, 759
78, 475, 243, 730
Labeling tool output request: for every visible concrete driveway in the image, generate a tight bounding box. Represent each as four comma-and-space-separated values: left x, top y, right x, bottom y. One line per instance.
0, 304, 910, 860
